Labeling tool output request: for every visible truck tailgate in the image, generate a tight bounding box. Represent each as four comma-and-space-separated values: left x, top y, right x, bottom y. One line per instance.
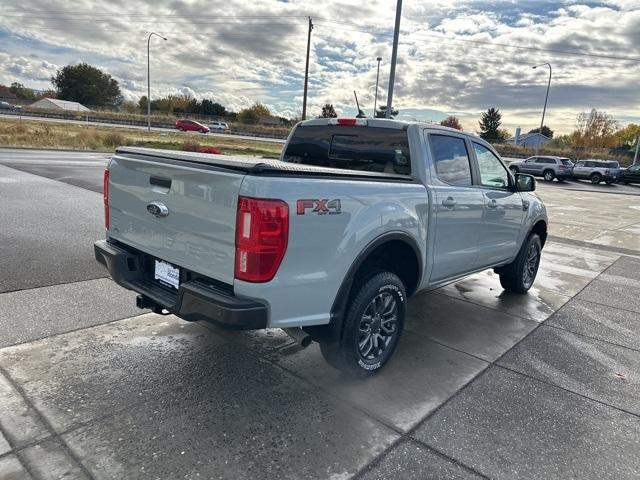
107, 153, 244, 285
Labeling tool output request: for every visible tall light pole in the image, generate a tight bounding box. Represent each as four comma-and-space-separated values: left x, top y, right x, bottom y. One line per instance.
532, 62, 551, 154
373, 56, 382, 117
386, 0, 402, 119
147, 32, 167, 132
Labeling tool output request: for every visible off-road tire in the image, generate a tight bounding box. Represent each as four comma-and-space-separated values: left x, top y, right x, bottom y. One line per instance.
319, 272, 406, 377
498, 233, 542, 294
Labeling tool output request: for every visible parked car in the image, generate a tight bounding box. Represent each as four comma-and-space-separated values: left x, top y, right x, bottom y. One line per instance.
208, 121, 229, 132
572, 159, 620, 184
95, 119, 547, 376
175, 119, 209, 133
508, 156, 573, 182
617, 164, 640, 185
0, 101, 14, 111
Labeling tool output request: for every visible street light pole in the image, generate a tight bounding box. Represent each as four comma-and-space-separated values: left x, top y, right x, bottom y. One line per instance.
373, 56, 382, 117
147, 32, 167, 132
386, 0, 402, 119
532, 62, 551, 155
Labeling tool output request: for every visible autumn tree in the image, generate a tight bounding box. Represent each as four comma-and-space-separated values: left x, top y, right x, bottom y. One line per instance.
479, 107, 502, 141
615, 123, 640, 148
570, 109, 619, 148
440, 116, 462, 130
320, 103, 337, 118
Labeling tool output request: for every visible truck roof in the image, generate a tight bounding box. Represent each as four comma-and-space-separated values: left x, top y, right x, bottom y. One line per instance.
298, 117, 482, 140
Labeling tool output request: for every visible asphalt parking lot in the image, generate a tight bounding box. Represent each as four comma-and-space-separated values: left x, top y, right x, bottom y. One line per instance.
1, 149, 639, 479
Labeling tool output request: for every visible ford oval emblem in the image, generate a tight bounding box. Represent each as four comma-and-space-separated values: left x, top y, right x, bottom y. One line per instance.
147, 201, 169, 218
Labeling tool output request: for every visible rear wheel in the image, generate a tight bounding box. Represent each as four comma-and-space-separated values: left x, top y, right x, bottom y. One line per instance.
498, 234, 542, 293
319, 271, 406, 376
591, 172, 602, 184
543, 170, 555, 182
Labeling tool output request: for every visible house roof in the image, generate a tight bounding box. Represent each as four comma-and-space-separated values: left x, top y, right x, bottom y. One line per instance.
507, 132, 550, 142
30, 98, 90, 111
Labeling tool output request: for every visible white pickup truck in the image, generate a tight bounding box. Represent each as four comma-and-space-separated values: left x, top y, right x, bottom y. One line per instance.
95, 118, 547, 375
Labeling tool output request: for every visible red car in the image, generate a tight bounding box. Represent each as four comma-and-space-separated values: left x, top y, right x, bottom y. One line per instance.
175, 119, 210, 133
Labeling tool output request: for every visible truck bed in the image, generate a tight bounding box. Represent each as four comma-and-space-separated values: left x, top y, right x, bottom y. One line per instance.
115, 147, 414, 182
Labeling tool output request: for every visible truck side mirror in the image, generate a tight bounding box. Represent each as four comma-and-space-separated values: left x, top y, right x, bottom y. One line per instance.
515, 173, 536, 192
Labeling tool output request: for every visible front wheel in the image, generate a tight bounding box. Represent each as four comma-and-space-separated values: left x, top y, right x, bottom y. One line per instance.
591, 173, 602, 184
498, 234, 542, 293
543, 170, 555, 182
319, 272, 406, 376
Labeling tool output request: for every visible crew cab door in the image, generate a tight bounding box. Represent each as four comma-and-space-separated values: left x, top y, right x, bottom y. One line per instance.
471, 142, 524, 266
426, 132, 484, 282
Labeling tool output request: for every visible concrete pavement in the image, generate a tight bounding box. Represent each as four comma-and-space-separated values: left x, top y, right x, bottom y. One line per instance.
0, 151, 639, 479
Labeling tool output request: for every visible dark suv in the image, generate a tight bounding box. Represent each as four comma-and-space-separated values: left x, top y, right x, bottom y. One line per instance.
508, 156, 574, 182
618, 164, 640, 185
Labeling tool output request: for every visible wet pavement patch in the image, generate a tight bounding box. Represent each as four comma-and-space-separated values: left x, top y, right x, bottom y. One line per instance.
498, 325, 640, 415
273, 334, 488, 432
412, 367, 640, 480
358, 438, 484, 480
406, 292, 538, 362
546, 299, 640, 351
0, 314, 399, 479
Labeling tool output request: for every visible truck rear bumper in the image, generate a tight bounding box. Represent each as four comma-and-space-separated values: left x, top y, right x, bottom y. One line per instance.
94, 240, 268, 330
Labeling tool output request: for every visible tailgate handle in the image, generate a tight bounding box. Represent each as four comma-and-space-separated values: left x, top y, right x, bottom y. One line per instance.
150, 176, 171, 189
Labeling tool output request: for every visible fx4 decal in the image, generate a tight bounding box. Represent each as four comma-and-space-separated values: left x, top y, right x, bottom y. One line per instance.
297, 199, 342, 215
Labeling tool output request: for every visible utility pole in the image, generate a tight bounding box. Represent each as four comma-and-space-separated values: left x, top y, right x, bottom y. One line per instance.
147, 32, 167, 132
302, 17, 314, 120
386, 0, 402, 119
373, 56, 382, 117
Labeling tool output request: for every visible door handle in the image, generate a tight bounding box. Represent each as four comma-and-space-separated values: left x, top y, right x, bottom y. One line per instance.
487, 199, 498, 209
441, 197, 457, 208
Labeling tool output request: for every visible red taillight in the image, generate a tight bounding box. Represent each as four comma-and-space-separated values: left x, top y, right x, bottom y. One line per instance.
103, 169, 110, 230
234, 196, 289, 283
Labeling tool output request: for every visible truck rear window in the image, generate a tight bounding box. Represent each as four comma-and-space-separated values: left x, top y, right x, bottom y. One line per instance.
282, 125, 411, 174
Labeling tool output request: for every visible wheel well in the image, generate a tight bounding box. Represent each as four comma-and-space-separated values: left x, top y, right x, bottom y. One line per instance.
591, 171, 601, 177
531, 220, 547, 247
352, 240, 420, 296
543, 168, 554, 174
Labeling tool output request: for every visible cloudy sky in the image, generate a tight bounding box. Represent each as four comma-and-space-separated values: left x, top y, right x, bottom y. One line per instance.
1, 0, 639, 134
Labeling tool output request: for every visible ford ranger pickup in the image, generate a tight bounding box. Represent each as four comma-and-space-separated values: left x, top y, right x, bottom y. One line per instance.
94, 118, 547, 375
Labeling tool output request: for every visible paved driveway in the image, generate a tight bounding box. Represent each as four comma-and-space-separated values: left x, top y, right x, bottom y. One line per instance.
0, 151, 639, 479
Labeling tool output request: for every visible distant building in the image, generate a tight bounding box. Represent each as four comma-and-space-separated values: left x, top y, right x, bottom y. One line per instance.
29, 98, 90, 112
507, 131, 550, 148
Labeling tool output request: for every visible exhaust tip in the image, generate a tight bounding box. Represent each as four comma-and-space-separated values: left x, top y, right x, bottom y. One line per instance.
283, 328, 312, 348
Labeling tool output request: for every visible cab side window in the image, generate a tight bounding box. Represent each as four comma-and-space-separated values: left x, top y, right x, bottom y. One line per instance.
430, 134, 472, 186
473, 143, 510, 189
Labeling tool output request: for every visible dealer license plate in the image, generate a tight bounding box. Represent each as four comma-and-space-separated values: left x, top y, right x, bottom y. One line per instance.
154, 260, 180, 290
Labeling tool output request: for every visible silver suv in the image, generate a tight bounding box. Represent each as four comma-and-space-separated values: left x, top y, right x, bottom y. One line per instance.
509, 156, 574, 182
572, 159, 620, 185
